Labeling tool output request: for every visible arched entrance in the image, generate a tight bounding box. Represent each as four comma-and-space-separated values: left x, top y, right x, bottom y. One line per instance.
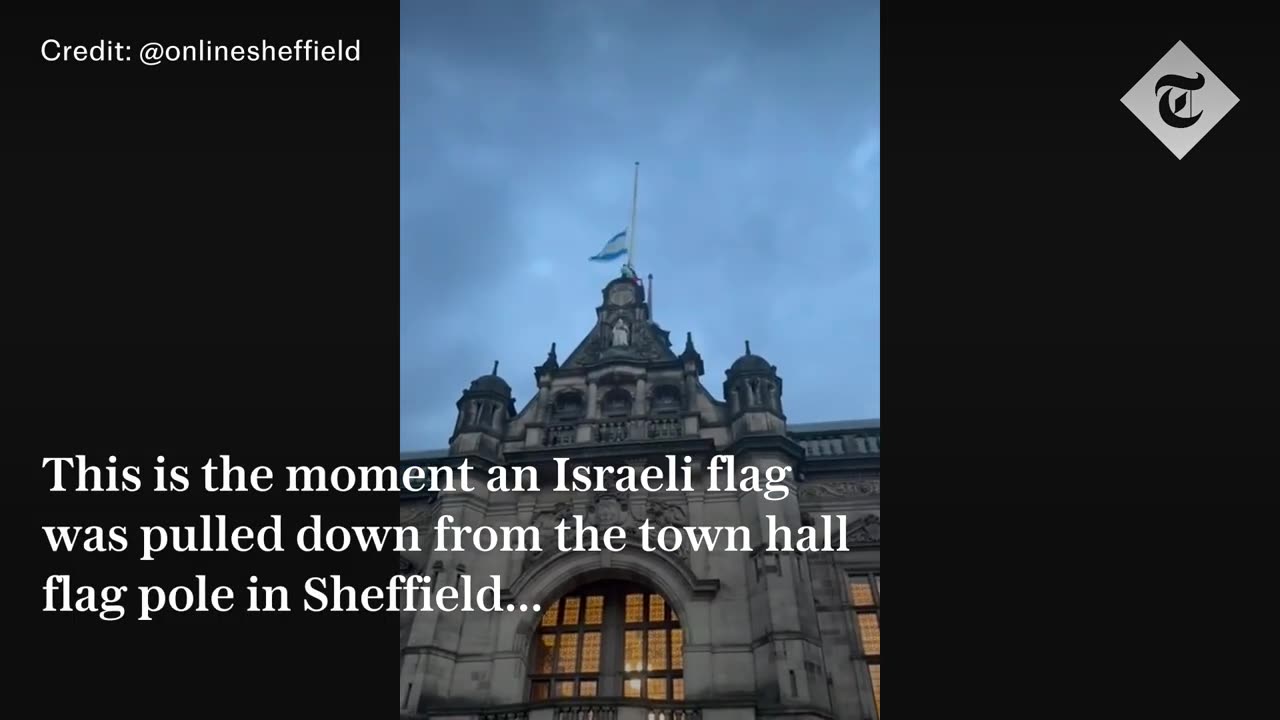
527, 580, 685, 702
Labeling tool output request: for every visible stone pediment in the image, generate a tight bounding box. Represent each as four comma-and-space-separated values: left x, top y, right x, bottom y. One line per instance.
562, 319, 677, 368
846, 513, 880, 546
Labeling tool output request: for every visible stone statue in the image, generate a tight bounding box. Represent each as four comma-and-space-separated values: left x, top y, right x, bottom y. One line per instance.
611, 318, 629, 347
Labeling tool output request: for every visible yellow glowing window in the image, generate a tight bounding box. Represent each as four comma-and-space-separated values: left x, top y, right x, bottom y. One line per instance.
858, 613, 880, 655
562, 597, 581, 625
625, 630, 643, 672
626, 593, 644, 623
557, 633, 578, 673
534, 634, 556, 673
868, 663, 880, 716
585, 596, 604, 625
648, 630, 667, 670
649, 594, 665, 622
849, 578, 875, 607
671, 629, 684, 670
581, 632, 601, 673
540, 601, 559, 627
528, 583, 683, 702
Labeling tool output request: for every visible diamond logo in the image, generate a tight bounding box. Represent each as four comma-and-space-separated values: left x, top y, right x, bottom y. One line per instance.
1121, 40, 1239, 159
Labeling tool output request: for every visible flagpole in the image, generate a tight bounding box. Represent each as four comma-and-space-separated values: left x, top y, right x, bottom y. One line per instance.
627, 161, 639, 272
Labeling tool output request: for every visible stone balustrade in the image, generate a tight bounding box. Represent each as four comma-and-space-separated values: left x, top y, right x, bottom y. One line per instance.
795, 431, 880, 458
537, 417, 687, 448
469, 701, 701, 720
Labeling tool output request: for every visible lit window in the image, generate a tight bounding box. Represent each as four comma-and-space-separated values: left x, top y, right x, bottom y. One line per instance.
868, 663, 880, 717
529, 582, 683, 701
585, 595, 604, 625
849, 573, 880, 718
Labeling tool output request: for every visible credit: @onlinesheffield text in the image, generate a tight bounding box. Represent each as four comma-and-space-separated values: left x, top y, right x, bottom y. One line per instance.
41, 39, 361, 66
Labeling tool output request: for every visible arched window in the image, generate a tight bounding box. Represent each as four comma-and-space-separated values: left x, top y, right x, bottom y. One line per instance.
552, 391, 585, 422
651, 385, 681, 415
602, 388, 633, 418
529, 581, 684, 702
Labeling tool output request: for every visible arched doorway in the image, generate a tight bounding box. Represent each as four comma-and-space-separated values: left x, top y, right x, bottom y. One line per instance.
527, 580, 685, 702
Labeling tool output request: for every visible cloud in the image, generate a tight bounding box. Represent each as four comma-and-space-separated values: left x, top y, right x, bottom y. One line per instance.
401, 0, 880, 450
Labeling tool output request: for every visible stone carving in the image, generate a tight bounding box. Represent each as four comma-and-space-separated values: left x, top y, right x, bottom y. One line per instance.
400, 502, 439, 530
638, 498, 691, 564
609, 283, 635, 307
797, 479, 880, 499
521, 493, 693, 570
573, 334, 606, 364
642, 498, 689, 528
845, 514, 881, 546
522, 502, 575, 568
588, 493, 629, 528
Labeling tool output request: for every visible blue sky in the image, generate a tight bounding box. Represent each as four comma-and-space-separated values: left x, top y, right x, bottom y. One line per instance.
401, 1, 879, 452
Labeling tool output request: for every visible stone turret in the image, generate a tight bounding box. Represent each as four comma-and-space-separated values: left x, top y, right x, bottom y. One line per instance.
724, 340, 786, 437
449, 360, 516, 458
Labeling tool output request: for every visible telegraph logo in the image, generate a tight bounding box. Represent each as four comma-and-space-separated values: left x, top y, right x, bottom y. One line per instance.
1155, 72, 1203, 128
1121, 41, 1238, 159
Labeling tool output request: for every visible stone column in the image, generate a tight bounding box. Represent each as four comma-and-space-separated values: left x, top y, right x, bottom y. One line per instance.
635, 377, 648, 416
536, 384, 551, 422
586, 381, 599, 419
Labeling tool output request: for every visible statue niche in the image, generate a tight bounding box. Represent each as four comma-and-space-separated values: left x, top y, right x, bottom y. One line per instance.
610, 318, 630, 347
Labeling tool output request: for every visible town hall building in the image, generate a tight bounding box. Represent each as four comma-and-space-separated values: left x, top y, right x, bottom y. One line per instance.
399, 272, 880, 720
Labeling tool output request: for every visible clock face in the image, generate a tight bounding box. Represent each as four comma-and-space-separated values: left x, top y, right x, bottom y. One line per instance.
609, 284, 635, 306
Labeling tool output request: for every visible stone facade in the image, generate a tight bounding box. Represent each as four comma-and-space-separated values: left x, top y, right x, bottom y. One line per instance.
400, 273, 880, 720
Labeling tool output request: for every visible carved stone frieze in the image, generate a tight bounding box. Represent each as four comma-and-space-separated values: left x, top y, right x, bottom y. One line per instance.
521, 493, 692, 569
797, 478, 880, 499
400, 502, 438, 529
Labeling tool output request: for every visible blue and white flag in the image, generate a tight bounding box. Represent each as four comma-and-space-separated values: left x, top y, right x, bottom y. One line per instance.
589, 230, 628, 262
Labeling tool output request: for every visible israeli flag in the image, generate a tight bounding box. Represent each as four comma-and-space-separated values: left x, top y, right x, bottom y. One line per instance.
589, 230, 628, 262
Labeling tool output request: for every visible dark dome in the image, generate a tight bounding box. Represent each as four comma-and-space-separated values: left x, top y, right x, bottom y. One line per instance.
469, 374, 511, 393
469, 361, 511, 394
728, 341, 772, 374
729, 354, 773, 373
